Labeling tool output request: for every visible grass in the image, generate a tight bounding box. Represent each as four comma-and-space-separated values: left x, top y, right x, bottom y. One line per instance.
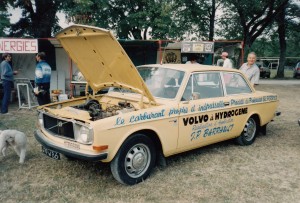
270, 69, 294, 78
1, 84, 300, 203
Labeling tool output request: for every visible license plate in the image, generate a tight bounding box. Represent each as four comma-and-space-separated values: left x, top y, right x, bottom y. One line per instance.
42, 146, 60, 160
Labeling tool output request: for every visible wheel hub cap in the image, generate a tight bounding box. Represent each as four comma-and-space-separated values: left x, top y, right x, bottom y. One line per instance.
244, 118, 256, 141
125, 144, 150, 178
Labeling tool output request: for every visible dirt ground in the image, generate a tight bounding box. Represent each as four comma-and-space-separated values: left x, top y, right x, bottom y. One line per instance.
0, 82, 299, 203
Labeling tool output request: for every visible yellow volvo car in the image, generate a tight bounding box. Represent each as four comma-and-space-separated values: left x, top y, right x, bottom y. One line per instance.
34, 25, 280, 185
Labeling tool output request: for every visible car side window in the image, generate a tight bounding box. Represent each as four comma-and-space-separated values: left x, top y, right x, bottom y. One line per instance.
181, 72, 223, 101
223, 72, 252, 95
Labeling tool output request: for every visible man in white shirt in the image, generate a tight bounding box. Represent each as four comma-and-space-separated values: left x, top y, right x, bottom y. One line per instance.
221, 52, 233, 68
239, 52, 260, 86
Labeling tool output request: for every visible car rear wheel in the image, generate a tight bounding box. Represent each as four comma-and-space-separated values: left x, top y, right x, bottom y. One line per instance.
236, 117, 257, 146
110, 134, 156, 185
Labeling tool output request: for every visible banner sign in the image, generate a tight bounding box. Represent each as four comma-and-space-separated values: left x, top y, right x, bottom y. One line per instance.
0, 38, 38, 53
181, 41, 214, 53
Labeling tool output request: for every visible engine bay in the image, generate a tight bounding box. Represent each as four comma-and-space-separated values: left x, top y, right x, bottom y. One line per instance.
74, 99, 136, 121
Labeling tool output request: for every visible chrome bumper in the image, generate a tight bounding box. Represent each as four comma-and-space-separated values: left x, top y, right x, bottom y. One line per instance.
34, 129, 108, 161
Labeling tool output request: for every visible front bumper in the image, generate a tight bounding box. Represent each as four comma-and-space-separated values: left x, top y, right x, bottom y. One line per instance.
34, 129, 108, 161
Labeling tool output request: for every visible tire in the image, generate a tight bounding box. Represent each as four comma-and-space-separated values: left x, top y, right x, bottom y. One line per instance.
236, 117, 257, 146
110, 134, 156, 185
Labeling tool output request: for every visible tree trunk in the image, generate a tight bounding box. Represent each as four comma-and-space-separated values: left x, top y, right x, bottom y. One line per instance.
275, 2, 288, 78
208, 0, 216, 41
242, 33, 252, 62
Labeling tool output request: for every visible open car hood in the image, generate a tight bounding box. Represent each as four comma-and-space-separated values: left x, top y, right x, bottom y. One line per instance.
55, 24, 155, 104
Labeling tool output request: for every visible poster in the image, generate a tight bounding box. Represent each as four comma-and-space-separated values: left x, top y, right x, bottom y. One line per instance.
181, 41, 214, 53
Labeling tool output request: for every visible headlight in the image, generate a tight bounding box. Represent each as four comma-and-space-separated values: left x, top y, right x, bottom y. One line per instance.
38, 112, 44, 127
75, 125, 93, 144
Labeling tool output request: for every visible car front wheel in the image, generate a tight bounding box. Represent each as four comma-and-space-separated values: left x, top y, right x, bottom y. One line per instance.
236, 117, 257, 146
110, 134, 156, 185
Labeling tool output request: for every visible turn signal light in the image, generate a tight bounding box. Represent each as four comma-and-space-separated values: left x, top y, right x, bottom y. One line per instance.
93, 145, 108, 151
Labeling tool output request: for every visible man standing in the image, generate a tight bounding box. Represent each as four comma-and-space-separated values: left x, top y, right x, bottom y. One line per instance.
221, 52, 233, 68
1, 53, 17, 115
35, 52, 51, 105
239, 52, 260, 86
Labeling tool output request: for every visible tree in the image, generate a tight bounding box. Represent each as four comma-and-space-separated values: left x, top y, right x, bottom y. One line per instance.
103, 0, 178, 40
275, 1, 288, 78
6, 0, 62, 37
285, 3, 300, 62
61, 0, 109, 27
61, 0, 180, 40
220, 0, 289, 54
174, 0, 221, 41
0, 1, 11, 37
243, 1, 299, 78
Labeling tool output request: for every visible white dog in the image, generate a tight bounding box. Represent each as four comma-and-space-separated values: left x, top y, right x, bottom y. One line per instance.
0, 130, 27, 164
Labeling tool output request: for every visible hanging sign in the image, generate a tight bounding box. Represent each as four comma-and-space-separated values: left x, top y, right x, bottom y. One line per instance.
0, 38, 38, 53
181, 41, 214, 53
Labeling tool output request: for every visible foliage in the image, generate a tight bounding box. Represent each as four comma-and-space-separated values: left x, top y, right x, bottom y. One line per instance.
1, 0, 299, 64
173, 0, 221, 41
5, 0, 62, 37
60, 0, 109, 27
0, 2, 11, 37
219, 0, 289, 51
250, 2, 300, 63
60, 0, 178, 40
146, 1, 178, 39
285, 2, 300, 59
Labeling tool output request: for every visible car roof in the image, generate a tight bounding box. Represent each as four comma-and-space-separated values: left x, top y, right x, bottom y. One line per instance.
137, 64, 242, 74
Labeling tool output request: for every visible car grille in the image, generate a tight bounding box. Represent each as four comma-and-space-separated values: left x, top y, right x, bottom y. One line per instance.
43, 114, 75, 139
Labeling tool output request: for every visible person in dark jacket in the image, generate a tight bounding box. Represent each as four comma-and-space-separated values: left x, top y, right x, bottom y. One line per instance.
1, 53, 17, 114
34, 52, 52, 105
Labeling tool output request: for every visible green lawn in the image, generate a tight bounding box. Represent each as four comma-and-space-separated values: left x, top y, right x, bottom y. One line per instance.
270, 69, 294, 78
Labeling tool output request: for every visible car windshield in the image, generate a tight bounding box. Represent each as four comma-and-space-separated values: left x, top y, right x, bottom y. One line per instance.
137, 66, 185, 99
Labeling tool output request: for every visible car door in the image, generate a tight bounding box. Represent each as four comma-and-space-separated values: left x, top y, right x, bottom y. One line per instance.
221, 71, 253, 136
177, 71, 234, 151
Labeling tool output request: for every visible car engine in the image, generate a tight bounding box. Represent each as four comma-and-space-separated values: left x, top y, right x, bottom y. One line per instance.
75, 99, 135, 121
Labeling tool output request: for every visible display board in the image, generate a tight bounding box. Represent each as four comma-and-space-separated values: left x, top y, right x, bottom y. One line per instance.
181, 41, 214, 53
15, 78, 39, 109
0, 39, 38, 53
